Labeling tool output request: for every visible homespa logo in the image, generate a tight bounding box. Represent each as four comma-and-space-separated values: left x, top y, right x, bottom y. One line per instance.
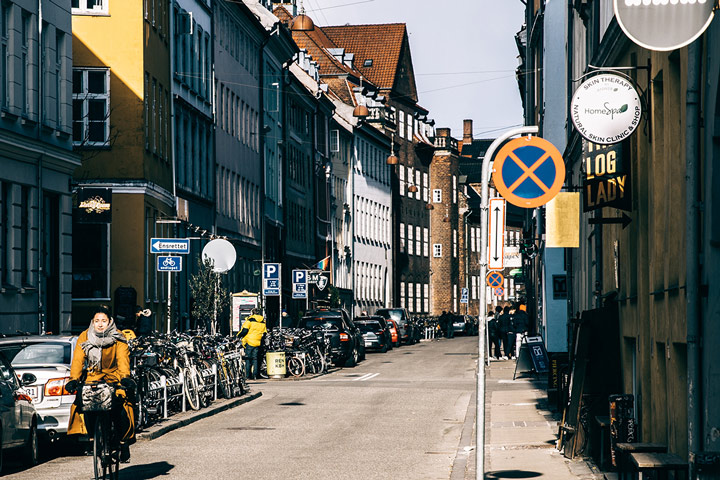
624, 0, 707, 4
584, 103, 629, 120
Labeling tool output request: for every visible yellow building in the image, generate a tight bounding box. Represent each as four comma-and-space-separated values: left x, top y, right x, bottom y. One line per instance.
71, 0, 173, 330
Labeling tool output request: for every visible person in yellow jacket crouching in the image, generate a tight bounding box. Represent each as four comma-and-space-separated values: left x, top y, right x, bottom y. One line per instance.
65, 306, 136, 463
238, 308, 267, 380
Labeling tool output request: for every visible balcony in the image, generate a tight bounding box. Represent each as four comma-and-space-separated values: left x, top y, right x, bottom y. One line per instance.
432, 135, 458, 152
366, 107, 397, 131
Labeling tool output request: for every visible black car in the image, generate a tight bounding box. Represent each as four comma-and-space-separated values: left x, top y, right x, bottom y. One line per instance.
298, 308, 365, 367
354, 318, 390, 353
375, 308, 417, 345
356, 315, 392, 351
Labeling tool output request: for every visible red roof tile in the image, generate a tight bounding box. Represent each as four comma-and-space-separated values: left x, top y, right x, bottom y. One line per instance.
321, 23, 407, 93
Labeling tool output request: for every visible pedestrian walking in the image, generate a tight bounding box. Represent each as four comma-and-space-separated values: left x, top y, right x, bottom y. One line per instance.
512, 302, 531, 357
497, 306, 514, 359
446, 312, 455, 339
439, 311, 449, 338
238, 308, 267, 380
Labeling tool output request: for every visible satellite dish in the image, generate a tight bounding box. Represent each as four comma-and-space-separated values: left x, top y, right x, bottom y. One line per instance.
202, 239, 237, 273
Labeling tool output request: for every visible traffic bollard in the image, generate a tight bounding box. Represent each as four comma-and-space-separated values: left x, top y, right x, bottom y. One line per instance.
212, 363, 218, 401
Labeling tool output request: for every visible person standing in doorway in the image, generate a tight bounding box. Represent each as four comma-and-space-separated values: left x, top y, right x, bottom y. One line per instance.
238, 308, 267, 380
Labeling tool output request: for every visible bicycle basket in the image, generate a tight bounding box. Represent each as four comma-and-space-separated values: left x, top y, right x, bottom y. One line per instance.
81, 383, 115, 412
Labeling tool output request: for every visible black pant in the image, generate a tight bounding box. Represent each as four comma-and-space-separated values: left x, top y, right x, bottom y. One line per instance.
505, 332, 516, 358
489, 334, 501, 357
245, 345, 259, 380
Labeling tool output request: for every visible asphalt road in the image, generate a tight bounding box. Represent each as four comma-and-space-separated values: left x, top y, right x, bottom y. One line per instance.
4, 336, 479, 480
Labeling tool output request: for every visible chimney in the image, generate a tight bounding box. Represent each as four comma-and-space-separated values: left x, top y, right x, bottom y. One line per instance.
436, 127, 451, 138
463, 119, 473, 145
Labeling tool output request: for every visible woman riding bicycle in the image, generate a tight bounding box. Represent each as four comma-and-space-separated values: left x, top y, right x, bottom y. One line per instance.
66, 306, 136, 463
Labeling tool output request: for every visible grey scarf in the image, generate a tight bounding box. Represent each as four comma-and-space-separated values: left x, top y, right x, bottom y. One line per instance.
81, 320, 127, 369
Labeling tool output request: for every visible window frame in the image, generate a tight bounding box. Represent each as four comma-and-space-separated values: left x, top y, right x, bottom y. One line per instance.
72, 0, 109, 15
433, 243, 442, 258
72, 67, 110, 148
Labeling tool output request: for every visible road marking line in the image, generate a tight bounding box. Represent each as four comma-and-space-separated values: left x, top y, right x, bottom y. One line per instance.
353, 373, 379, 381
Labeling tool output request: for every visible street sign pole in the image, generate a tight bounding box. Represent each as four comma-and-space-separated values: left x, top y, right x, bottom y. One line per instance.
477, 126, 538, 480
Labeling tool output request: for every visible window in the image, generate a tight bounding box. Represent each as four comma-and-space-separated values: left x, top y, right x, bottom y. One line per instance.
423, 172, 429, 201
330, 129, 339, 153
423, 227, 429, 257
453, 175, 457, 203
415, 170, 421, 199
407, 116, 413, 142
415, 225, 421, 255
424, 284, 429, 312
433, 243, 442, 258
73, 68, 110, 147
408, 225, 413, 255
0, 4, 8, 108
21, 11, 30, 115
408, 282, 414, 313
416, 283, 421, 314
453, 229, 457, 258
72, 222, 109, 299
399, 165, 405, 196
400, 282, 405, 309
432, 189, 442, 203
398, 111, 405, 140
72, 0, 108, 15
363, 59, 373, 67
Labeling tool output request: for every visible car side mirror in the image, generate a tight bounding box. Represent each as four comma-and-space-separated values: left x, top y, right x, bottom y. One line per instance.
20, 373, 37, 386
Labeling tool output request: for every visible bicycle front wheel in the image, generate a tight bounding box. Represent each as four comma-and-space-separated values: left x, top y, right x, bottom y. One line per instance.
93, 416, 117, 480
183, 367, 200, 411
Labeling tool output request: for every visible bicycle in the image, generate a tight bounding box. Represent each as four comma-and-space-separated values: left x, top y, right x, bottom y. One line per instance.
79, 380, 122, 480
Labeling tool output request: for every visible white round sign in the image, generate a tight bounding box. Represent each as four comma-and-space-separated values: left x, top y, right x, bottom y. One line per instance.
202, 238, 237, 273
570, 74, 642, 145
614, 0, 715, 52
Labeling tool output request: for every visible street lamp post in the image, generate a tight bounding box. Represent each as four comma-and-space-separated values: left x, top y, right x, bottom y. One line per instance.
476, 126, 538, 480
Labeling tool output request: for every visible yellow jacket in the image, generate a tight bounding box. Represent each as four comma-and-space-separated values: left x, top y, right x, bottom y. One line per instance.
240, 315, 267, 347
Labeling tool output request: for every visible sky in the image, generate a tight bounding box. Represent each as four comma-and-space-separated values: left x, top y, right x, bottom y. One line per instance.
300, 0, 526, 140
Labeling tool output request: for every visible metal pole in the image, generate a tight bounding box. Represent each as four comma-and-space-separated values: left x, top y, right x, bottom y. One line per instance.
477, 126, 539, 480
167, 271, 172, 333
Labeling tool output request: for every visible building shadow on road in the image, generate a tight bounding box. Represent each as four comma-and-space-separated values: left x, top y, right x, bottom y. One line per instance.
485, 470, 542, 479
119, 461, 174, 478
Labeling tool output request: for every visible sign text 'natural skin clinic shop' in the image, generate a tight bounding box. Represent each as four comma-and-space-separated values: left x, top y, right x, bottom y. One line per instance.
571, 74, 642, 145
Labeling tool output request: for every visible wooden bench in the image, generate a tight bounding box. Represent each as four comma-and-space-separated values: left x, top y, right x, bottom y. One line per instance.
615, 443, 667, 480
629, 452, 687, 479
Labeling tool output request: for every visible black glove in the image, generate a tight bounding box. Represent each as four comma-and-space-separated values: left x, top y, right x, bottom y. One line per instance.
120, 377, 136, 392
65, 379, 78, 394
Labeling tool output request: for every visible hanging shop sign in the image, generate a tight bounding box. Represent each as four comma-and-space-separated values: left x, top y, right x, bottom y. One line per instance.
582, 141, 631, 212
571, 74, 642, 145
74, 188, 112, 223
614, 0, 715, 52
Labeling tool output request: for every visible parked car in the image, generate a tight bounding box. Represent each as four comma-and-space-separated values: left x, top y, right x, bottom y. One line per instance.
375, 308, 416, 345
356, 315, 392, 350
385, 319, 400, 347
354, 318, 390, 353
0, 336, 77, 443
451, 315, 479, 336
0, 351, 40, 470
298, 308, 365, 367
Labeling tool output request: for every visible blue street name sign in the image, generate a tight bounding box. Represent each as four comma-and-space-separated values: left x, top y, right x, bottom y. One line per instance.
292, 269, 307, 299
157, 256, 182, 272
150, 238, 190, 254
263, 263, 281, 296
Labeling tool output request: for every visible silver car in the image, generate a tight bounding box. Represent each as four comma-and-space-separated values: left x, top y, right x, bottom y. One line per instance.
0, 336, 77, 442
0, 352, 40, 469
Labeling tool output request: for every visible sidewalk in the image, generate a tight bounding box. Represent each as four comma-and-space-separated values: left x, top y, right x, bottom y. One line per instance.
462, 358, 602, 479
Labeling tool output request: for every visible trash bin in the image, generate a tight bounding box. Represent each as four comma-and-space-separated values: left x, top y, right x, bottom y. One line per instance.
266, 351, 286, 378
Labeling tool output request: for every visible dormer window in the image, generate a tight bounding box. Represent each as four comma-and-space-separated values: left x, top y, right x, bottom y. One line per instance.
363, 59, 373, 67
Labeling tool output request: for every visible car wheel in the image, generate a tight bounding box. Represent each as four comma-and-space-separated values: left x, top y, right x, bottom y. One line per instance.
23, 422, 39, 466
380, 343, 388, 353
345, 347, 358, 367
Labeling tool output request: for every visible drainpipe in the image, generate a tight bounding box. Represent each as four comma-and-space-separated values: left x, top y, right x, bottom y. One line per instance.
686, 39, 702, 480
37, 0, 44, 334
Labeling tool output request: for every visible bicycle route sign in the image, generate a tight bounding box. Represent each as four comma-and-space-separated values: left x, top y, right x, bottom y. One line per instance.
150, 238, 190, 254
487, 271, 504, 288
492, 136, 565, 209
157, 256, 182, 272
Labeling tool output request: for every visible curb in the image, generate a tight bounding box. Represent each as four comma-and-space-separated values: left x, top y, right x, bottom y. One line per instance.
136, 391, 263, 441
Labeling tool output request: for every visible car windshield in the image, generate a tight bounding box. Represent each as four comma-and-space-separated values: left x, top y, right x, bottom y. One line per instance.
377, 310, 402, 322
355, 322, 381, 332
299, 318, 342, 331
0, 343, 71, 365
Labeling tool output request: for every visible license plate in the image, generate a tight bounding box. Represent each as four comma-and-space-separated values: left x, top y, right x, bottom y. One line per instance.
24, 386, 39, 401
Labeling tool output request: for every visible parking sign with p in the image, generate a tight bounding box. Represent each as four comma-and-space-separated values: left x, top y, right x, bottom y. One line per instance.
292, 269, 307, 299
263, 263, 281, 296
